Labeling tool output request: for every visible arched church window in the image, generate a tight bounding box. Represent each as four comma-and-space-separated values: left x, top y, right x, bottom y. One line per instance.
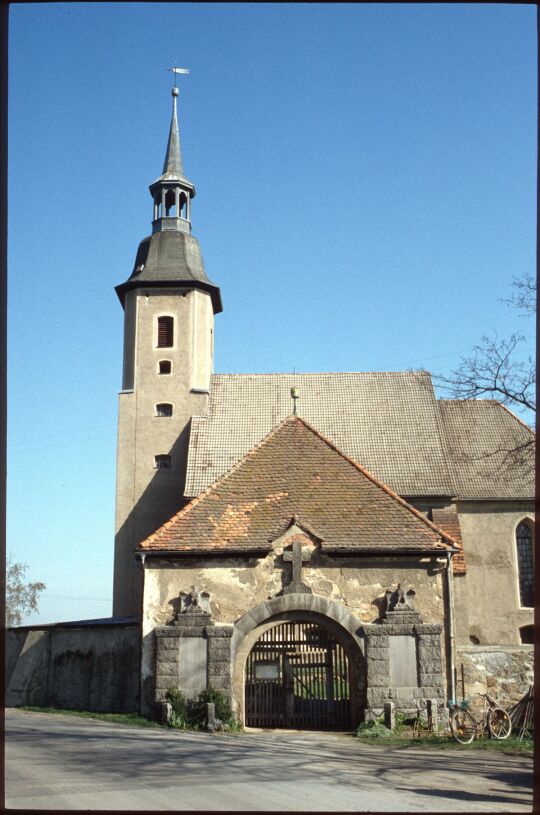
157, 316, 174, 348
158, 360, 172, 375
155, 403, 173, 417
516, 520, 534, 608
154, 454, 171, 469
519, 625, 534, 645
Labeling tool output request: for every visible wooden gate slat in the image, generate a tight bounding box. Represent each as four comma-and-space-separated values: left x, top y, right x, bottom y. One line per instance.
245, 620, 351, 730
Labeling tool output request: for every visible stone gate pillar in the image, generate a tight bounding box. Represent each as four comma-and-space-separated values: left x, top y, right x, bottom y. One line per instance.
153, 587, 233, 712
362, 583, 446, 718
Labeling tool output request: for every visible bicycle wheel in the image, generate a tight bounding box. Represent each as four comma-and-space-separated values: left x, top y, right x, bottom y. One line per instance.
487, 707, 512, 740
450, 709, 476, 744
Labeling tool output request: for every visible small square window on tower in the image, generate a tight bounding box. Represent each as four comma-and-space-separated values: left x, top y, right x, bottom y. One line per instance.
154, 454, 171, 469
155, 403, 173, 417
157, 316, 174, 348
158, 360, 172, 375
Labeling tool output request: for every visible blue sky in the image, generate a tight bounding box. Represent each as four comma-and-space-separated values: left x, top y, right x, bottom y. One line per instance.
8, 3, 536, 625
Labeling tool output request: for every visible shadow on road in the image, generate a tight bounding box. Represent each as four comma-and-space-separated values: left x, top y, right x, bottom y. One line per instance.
7, 713, 533, 805
397, 786, 531, 808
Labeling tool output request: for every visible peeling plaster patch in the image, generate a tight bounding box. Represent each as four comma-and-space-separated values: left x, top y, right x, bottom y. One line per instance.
358, 602, 379, 622
209, 601, 222, 621
233, 569, 255, 585
310, 578, 334, 595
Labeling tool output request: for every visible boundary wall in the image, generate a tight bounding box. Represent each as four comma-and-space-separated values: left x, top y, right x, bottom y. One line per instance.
6, 619, 139, 713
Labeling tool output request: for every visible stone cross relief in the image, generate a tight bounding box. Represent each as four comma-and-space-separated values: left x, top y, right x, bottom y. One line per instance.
283, 540, 313, 595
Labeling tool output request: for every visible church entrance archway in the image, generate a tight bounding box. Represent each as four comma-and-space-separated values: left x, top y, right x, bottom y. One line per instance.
245, 619, 352, 730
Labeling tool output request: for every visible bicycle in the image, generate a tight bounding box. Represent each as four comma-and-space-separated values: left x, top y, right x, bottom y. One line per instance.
450, 693, 512, 744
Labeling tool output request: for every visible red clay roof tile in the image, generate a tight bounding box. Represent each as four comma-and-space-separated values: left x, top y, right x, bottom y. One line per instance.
139, 417, 459, 556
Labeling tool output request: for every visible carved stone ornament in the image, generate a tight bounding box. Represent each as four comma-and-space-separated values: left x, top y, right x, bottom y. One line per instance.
179, 585, 211, 615
385, 583, 416, 612
382, 582, 422, 623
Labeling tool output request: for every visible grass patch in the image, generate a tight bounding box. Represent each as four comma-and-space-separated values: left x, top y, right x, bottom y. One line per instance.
355, 731, 533, 753
19, 706, 164, 729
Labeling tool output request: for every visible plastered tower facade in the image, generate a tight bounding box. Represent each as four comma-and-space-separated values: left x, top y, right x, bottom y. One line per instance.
113, 85, 222, 616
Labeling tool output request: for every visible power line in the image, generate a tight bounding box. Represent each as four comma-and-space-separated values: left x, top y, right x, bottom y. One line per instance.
8, 423, 117, 447
8, 432, 116, 455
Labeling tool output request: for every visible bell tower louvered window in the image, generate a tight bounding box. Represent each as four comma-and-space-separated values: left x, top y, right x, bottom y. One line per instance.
516, 521, 534, 608
157, 316, 174, 348
155, 403, 173, 417
154, 454, 171, 470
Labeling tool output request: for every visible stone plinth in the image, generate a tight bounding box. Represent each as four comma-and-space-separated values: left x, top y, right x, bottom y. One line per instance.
154, 605, 233, 707
362, 621, 445, 716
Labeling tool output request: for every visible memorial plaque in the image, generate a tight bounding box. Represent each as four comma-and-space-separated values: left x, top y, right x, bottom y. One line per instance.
178, 637, 207, 695
254, 660, 280, 680
389, 635, 418, 688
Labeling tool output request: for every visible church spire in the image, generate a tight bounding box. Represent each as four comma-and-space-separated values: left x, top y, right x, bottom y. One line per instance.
161, 88, 184, 179
149, 82, 195, 235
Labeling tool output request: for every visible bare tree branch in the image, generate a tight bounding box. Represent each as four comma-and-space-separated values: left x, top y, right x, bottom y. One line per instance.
500, 274, 537, 316
435, 333, 535, 414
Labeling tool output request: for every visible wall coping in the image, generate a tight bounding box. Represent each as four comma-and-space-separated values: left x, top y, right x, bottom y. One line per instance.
457, 645, 533, 654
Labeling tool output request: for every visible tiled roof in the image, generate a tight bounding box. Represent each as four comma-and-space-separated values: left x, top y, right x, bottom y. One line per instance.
140, 416, 458, 555
185, 372, 456, 498
184, 374, 534, 501
431, 507, 466, 575
438, 401, 534, 500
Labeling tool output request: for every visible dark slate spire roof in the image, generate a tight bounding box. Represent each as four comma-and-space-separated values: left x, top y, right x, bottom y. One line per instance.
154, 87, 194, 187
161, 89, 184, 179
116, 231, 222, 313
115, 84, 222, 313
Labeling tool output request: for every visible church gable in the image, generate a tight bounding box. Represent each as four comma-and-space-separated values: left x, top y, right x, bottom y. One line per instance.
139, 416, 457, 555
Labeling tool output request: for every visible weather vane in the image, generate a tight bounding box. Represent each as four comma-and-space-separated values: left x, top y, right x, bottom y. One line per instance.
167, 65, 190, 89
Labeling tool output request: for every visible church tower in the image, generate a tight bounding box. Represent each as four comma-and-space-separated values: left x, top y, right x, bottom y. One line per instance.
113, 81, 222, 617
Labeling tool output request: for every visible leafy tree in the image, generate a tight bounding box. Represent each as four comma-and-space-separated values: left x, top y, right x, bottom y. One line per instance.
6, 558, 46, 626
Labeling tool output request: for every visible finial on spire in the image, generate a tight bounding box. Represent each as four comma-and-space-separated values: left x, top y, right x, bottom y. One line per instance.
291, 386, 300, 416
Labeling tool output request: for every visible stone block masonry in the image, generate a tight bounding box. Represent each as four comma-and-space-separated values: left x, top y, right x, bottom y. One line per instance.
363, 621, 446, 717
456, 646, 533, 710
154, 619, 233, 707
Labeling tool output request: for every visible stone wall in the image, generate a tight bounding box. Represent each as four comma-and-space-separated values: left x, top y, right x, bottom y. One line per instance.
456, 645, 533, 710
6, 621, 140, 713
140, 549, 447, 714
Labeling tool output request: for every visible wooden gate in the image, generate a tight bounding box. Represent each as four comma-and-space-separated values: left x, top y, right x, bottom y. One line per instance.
245, 621, 351, 729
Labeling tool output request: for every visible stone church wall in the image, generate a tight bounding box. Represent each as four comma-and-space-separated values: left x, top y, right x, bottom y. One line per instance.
140, 552, 448, 716
455, 503, 534, 646
455, 645, 533, 711
6, 622, 140, 713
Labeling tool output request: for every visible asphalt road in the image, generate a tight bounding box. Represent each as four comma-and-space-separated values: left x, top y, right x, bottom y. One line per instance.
5, 709, 533, 812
